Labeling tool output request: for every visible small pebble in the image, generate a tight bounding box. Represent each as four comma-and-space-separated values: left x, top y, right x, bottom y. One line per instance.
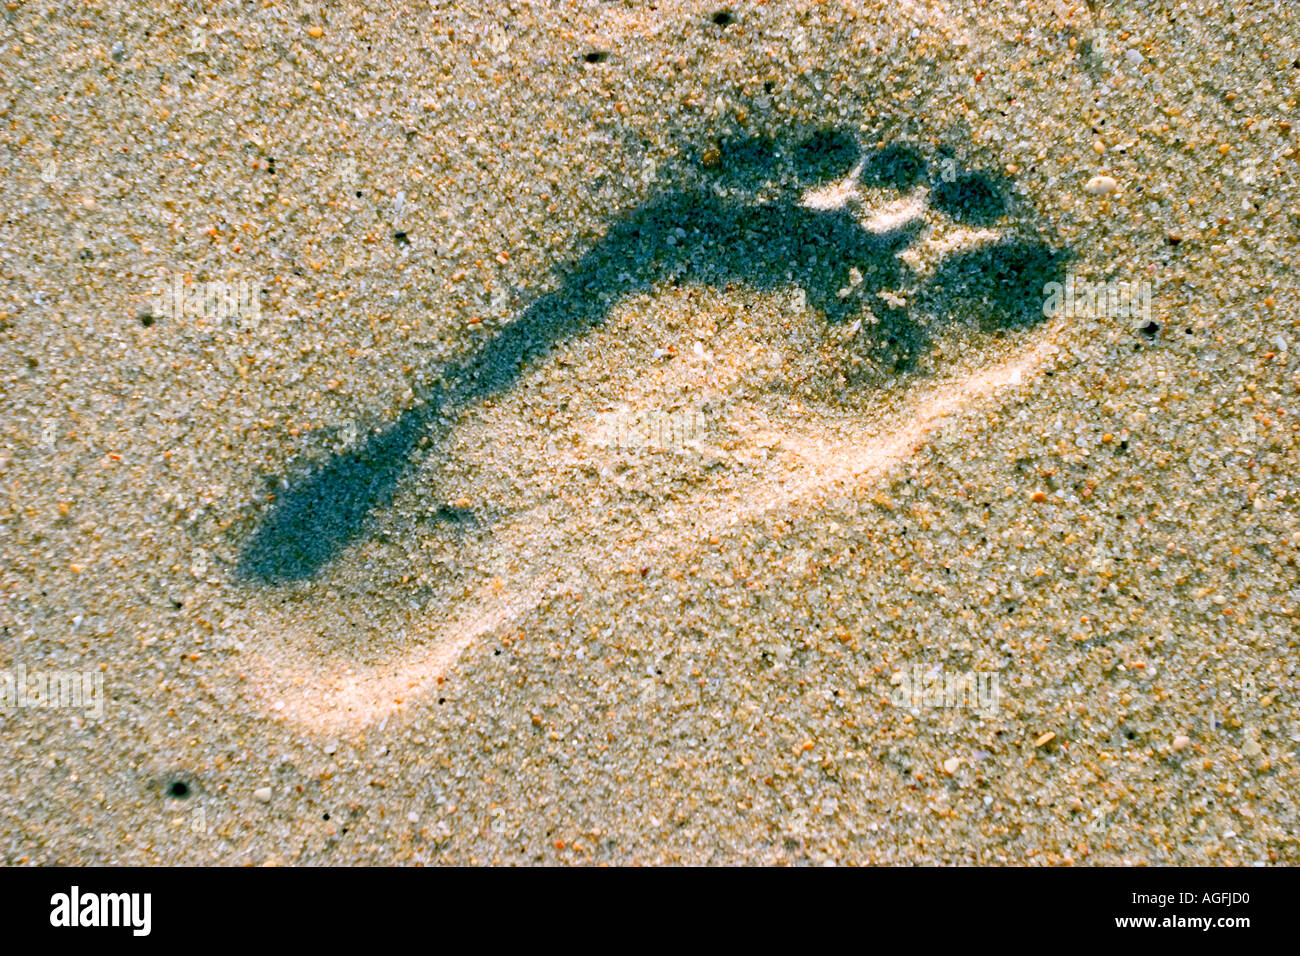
1084, 175, 1119, 196
253, 787, 272, 803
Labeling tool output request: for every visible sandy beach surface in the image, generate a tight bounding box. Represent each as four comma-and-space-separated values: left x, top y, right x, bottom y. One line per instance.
1, 0, 1297, 864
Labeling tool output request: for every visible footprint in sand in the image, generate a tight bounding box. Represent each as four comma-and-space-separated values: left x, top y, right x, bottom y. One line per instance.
232, 123, 1071, 732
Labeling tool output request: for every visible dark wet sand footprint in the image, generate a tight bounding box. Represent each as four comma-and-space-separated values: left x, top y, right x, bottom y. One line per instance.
231, 124, 1072, 730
